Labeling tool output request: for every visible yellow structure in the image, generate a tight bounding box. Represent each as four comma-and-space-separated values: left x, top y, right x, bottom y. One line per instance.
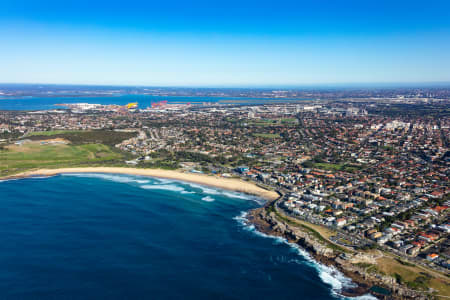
126, 102, 138, 109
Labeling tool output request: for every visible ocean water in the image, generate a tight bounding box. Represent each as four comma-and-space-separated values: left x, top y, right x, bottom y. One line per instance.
0, 95, 310, 110
0, 174, 371, 299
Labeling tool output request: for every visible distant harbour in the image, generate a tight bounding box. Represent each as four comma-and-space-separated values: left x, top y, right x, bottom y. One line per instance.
0, 94, 313, 111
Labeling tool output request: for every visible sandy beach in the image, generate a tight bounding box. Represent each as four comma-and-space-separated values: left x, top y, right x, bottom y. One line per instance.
4, 167, 279, 201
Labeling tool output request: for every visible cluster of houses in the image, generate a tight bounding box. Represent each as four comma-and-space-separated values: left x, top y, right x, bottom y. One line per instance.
1, 99, 448, 272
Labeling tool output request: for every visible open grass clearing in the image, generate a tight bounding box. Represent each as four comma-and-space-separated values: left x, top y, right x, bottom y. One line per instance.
0, 142, 124, 176
253, 133, 281, 139
375, 256, 450, 297
26, 130, 82, 137
312, 162, 361, 173
25, 130, 137, 146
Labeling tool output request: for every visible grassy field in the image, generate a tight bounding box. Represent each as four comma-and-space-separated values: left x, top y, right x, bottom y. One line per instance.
279, 118, 298, 123
313, 162, 361, 172
253, 133, 281, 139
25, 130, 137, 146
371, 256, 450, 298
0, 141, 124, 176
26, 130, 82, 137
248, 118, 297, 127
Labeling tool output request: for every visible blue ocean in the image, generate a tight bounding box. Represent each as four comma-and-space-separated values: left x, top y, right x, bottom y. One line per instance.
0, 174, 370, 299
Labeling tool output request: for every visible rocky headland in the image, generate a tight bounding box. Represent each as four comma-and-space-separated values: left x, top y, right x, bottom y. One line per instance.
247, 204, 431, 300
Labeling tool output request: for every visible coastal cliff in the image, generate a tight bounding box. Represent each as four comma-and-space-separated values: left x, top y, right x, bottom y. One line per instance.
247, 206, 431, 300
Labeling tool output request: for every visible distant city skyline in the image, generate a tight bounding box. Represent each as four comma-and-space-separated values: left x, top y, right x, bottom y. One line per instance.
1, 0, 450, 86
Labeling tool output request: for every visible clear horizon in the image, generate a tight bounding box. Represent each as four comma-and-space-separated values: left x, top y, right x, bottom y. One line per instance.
1, 0, 450, 86
2, 81, 450, 90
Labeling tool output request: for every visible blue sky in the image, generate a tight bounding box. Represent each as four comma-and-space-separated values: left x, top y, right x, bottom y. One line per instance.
1, 0, 450, 86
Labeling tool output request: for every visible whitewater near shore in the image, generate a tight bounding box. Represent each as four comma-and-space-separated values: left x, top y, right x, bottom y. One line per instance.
4, 167, 279, 201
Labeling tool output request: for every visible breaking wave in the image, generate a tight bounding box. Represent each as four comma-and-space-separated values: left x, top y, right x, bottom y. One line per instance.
346, 296, 378, 300
64, 173, 150, 184
140, 184, 186, 193
0, 178, 21, 183
62, 173, 264, 204
181, 191, 195, 194
222, 190, 265, 204
184, 182, 222, 195
153, 178, 176, 184
184, 182, 264, 204
201, 196, 215, 202
59, 173, 263, 207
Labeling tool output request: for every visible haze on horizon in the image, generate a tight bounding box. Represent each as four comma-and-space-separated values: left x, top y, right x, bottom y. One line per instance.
1, 0, 449, 87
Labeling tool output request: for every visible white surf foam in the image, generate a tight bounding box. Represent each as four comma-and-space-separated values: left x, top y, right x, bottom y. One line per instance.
65, 173, 264, 204
184, 182, 222, 195
0, 176, 54, 183
345, 295, 378, 300
184, 183, 264, 204
201, 196, 215, 202
135, 179, 151, 184
64, 173, 150, 184
153, 178, 176, 184
234, 211, 248, 223
140, 184, 185, 193
222, 190, 265, 204
0, 178, 21, 183
181, 191, 195, 194
234, 211, 376, 300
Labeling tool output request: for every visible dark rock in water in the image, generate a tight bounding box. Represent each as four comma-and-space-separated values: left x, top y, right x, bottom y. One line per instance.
370, 285, 391, 296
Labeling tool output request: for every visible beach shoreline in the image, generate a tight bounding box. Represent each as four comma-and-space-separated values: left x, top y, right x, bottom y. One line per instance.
0, 167, 279, 201
2, 167, 436, 299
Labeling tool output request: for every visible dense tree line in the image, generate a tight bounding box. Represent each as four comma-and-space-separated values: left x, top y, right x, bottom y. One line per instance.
27, 130, 137, 146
